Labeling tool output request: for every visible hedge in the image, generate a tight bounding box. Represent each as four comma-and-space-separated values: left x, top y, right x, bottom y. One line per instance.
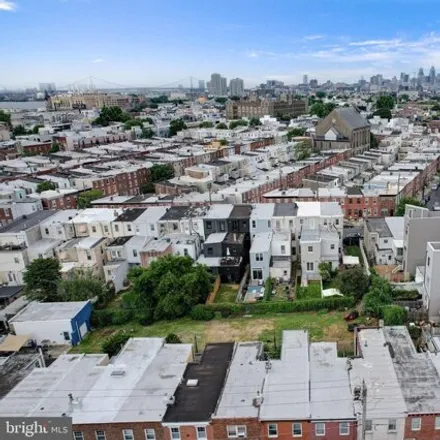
202, 295, 354, 315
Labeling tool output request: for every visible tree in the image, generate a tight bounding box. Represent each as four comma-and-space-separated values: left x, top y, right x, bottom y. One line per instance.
199, 121, 214, 128
219, 139, 228, 146
102, 332, 130, 357
49, 142, 60, 153
140, 183, 155, 194
94, 106, 130, 126
0, 110, 11, 128
287, 127, 306, 140
143, 117, 154, 125
383, 305, 408, 325
318, 262, 336, 283
395, 197, 424, 216
165, 333, 182, 343
150, 164, 174, 182
229, 119, 248, 130
12, 125, 28, 137
316, 91, 326, 99
370, 133, 379, 149
373, 108, 392, 120
169, 119, 187, 136
214, 97, 228, 105
32, 125, 44, 134
249, 117, 262, 127
336, 266, 370, 301
294, 142, 311, 161
124, 119, 143, 130
140, 127, 155, 139
376, 95, 395, 110
400, 94, 410, 103
363, 274, 393, 317
24, 258, 62, 302
128, 255, 214, 321
78, 189, 104, 209
36, 181, 56, 193
58, 270, 110, 303
216, 122, 228, 129
310, 102, 335, 118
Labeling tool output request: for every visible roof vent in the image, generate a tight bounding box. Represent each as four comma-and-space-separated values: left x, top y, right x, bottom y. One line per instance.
111, 370, 126, 377
165, 395, 175, 406
186, 379, 199, 387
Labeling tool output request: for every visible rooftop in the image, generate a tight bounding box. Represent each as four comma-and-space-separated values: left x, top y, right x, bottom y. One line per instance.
251, 232, 272, 253
10, 301, 90, 323
0, 285, 23, 300
114, 208, 147, 222
335, 107, 370, 130
204, 204, 234, 220
107, 236, 132, 247
230, 205, 252, 219
365, 217, 392, 237
204, 232, 227, 245
0, 210, 56, 233
163, 343, 234, 423
274, 203, 298, 217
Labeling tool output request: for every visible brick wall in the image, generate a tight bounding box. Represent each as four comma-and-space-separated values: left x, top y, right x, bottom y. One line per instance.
404, 414, 440, 440
73, 422, 164, 440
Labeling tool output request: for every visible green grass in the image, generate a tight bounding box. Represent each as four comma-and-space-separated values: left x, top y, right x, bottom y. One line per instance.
70, 311, 353, 355
214, 284, 239, 303
296, 283, 322, 300
345, 245, 364, 266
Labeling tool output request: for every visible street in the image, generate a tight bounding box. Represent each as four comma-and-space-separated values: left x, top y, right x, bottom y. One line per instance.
425, 185, 440, 210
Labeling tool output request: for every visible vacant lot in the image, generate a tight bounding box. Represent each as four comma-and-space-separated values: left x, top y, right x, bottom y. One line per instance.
214, 284, 239, 303
70, 311, 353, 355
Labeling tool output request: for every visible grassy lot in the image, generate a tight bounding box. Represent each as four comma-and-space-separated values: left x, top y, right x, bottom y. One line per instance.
296, 283, 322, 300
345, 245, 364, 265
70, 311, 353, 355
214, 284, 239, 303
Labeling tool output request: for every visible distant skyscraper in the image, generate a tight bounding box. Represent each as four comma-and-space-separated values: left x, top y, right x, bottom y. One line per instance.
209, 73, 227, 96
198, 80, 205, 91
229, 78, 244, 97
39, 83, 56, 93
418, 68, 425, 85
309, 79, 318, 88
430, 66, 436, 84
303, 75, 308, 85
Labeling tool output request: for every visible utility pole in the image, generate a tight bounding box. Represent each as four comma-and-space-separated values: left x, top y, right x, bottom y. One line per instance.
361, 380, 367, 440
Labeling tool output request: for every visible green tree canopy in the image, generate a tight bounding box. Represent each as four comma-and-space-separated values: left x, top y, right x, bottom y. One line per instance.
373, 108, 392, 120
249, 117, 262, 127
395, 197, 424, 216
229, 119, 248, 130
24, 258, 62, 302
199, 121, 214, 128
12, 125, 28, 137
214, 97, 228, 105
58, 270, 110, 303
287, 127, 306, 140
400, 94, 410, 103
363, 274, 393, 317
219, 138, 228, 146
316, 91, 326, 99
140, 127, 155, 139
376, 95, 395, 110
310, 102, 336, 118
36, 181, 56, 193
294, 142, 311, 161
216, 122, 228, 129
128, 255, 214, 321
124, 119, 144, 130
0, 110, 11, 128
169, 119, 187, 136
78, 189, 104, 209
150, 164, 174, 182
49, 142, 61, 153
94, 106, 130, 126
336, 266, 370, 301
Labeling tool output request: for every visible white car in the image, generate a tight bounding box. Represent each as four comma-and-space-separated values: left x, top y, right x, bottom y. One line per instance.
434, 202, 440, 211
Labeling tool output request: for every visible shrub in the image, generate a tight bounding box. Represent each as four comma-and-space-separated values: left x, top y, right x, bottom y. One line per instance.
220, 309, 231, 318
93, 310, 113, 328
135, 310, 154, 326
190, 305, 215, 321
101, 332, 130, 357
165, 333, 182, 344
111, 309, 133, 325
383, 305, 408, 326
392, 289, 421, 301
264, 278, 274, 301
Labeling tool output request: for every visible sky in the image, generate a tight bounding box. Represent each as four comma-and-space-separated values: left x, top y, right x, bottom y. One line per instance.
2, 0, 440, 88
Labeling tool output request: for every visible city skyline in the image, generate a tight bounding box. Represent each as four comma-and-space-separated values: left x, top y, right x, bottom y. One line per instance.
2, 0, 440, 88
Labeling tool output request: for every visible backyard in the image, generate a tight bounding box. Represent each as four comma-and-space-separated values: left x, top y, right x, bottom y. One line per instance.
214, 284, 239, 303
70, 310, 354, 355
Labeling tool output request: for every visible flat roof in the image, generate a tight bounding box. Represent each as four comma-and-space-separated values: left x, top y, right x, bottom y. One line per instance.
0, 210, 56, 233
250, 203, 275, 219
204, 232, 227, 244
385, 216, 404, 241
365, 217, 392, 237
114, 208, 147, 222
230, 205, 251, 219
108, 236, 132, 247
10, 301, 89, 323
0, 285, 23, 300
251, 232, 272, 253
163, 343, 234, 423
274, 203, 298, 217
204, 204, 234, 219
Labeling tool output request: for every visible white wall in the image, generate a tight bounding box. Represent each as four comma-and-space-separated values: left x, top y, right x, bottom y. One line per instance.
11, 320, 73, 345
364, 418, 405, 440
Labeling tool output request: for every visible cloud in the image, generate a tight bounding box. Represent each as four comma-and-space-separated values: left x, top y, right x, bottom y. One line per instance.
92, 58, 105, 64
348, 39, 402, 47
0, 1, 16, 11
303, 35, 325, 41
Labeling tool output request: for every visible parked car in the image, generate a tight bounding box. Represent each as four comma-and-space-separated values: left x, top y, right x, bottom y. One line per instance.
344, 310, 359, 321
434, 202, 440, 211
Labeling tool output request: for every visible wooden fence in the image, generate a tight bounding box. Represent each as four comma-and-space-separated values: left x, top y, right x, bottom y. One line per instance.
206, 276, 221, 304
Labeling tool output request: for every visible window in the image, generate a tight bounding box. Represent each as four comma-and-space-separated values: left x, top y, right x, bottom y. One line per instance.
253, 269, 263, 280
268, 220, 271, 228
428, 257, 431, 267
196, 427, 206, 440
306, 262, 314, 271
388, 419, 397, 432
411, 418, 421, 431
335, 219, 339, 225
206, 221, 212, 230
308, 246, 313, 253
104, 226, 109, 233
227, 426, 247, 438
252, 220, 256, 228
133, 250, 138, 257
348, 198, 353, 204
95, 431, 106, 440
289, 219, 293, 228
127, 224, 132, 232
435, 416, 440, 429
14, 257, 19, 264
281, 245, 286, 254
92, 226, 97, 233
123, 430, 134, 440
256, 253, 263, 262
184, 248, 189, 256
219, 222, 225, 232
145, 429, 155, 440
365, 420, 372, 432
170, 428, 180, 440
74, 433, 84, 440
114, 225, 119, 232
300, 219, 303, 224
63, 332, 70, 341
268, 424, 277, 438
339, 422, 349, 436
384, 239, 388, 244
107, 270, 112, 276
315, 423, 325, 436
330, 244, 335, 250
207, 247, 213, 256
292, 423, 302, 437
45, 228, 49, 235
